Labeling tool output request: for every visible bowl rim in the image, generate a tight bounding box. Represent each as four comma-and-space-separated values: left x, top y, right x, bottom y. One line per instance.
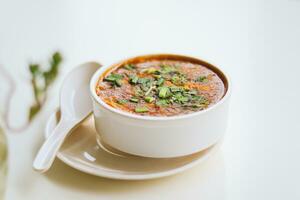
90, 53, 231, 121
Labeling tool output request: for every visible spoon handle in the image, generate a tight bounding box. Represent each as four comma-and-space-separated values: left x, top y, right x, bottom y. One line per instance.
33, 119, 75, 172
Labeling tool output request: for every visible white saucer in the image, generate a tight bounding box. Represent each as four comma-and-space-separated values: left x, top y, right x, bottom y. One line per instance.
45, 110, 220, 180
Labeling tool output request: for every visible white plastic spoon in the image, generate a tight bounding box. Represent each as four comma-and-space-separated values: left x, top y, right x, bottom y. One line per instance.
33, 62, 101, 172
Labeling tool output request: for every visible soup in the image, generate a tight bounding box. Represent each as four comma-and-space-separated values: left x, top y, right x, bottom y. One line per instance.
96, 58, 225, 117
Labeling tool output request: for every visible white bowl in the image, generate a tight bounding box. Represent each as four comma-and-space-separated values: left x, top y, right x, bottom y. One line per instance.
90, 54, 231, 158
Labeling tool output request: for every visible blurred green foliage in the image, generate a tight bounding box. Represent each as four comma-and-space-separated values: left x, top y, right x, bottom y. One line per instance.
28, 52, 62, 121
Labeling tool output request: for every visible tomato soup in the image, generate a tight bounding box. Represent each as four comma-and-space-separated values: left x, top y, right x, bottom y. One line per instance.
96, 59, 225, 116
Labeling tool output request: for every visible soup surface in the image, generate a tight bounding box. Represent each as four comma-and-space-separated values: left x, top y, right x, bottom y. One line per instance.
96, 60, 225, 116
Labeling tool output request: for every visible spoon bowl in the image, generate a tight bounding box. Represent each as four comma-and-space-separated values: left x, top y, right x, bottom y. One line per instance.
60, 63, 99, 119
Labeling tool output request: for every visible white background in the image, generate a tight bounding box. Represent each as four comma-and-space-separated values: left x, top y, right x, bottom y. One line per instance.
1, 0, 300, 199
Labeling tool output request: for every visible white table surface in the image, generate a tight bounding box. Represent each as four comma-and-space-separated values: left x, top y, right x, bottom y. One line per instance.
1, 0, 300, 199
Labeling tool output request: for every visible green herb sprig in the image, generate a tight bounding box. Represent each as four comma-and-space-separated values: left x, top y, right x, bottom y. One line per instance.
104, 73, 123, 87
123, 64, 136, 70
135, 106, 149, 113
28, 52, 62, 121
197, 76, 208, 83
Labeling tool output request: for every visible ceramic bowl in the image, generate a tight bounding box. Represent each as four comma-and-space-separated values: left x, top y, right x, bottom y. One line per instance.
90, 54, 231, 158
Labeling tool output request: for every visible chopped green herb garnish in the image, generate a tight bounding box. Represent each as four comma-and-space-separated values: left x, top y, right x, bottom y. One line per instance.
115, 79, 122, 87
134, 86, 144, 97
197, 76, 208, 83
178, 96, 189, 103
104, 73, 123, 87
187, 89, 198, 95
182, 90, 193, 97
170, 86, 183, 93
190, 95, 201, 101
173, 92, 183, 100
156, 99, 169, 106
197, 95, 209, 105
138, 78, 153, 92
129, 75, 139, 84
171, 74, 186, 86
104, 74, 123, 82
141, 85, 149, 92
171, 76, 179, 84
130, 97, 139, 103
138, 77, 150, 84
145, 96, 155, 103
144, 67, 159, 74
117, 99, 128, 105
104, 76, 116, 82
135, 106, 149, 113
160, 65, 177, 74
158, 86, 170, 98
156, 77, 164, 86
123, 64, 136, 70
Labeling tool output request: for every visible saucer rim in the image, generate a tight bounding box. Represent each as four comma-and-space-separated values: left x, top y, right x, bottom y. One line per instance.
45, 110, 220, 180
